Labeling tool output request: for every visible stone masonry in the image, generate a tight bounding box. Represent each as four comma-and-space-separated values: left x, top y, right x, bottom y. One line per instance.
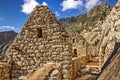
0, 60, 12, 80
70, 30, 98, 62
69, 30, 88, 57
98, 1, 120, 67
5, 5, 72, 80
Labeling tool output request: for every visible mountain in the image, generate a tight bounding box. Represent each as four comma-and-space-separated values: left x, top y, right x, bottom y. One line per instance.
0, 30, 17, 60
59, 2, 112, 33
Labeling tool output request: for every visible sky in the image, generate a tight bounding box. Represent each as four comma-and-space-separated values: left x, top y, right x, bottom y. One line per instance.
0, 0, 118, 32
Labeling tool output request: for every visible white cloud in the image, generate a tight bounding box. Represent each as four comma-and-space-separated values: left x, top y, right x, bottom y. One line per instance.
85, 0, 101, 10
42, 2, 48, 6
21, 0, 39, 14
60, 0, 101, 12
61, 0, 83, 11
21, 0, 48, 14
0, 26, 14, 30
54, 11, 60, 17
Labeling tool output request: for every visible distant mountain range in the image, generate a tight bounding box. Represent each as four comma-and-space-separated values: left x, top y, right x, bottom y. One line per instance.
0, 30, 17, 60
59, 2, 112, 33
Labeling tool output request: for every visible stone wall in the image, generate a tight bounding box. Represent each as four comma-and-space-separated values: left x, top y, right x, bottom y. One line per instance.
99, 1, 120, 67
5, 5, 72, 80
0, 60, 12, 80
69, 57, 82, 79
20, 58, 84, 80
69, 31, 97, 62
69, 31, 87, 57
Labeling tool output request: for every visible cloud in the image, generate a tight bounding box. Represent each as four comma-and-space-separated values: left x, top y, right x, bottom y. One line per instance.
0, 26, 14, 30
61, 0, 83, 11
60, 0, 101, 12
54, 11, 60, 17
85, 0, 101, 10
21, 0, 48, 14
21, 0, 39, 14
42, 2, 48, 6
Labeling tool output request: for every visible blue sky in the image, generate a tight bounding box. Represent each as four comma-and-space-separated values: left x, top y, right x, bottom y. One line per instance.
0, 0, 118, 32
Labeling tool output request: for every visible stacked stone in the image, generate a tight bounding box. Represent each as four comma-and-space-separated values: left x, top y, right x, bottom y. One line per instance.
5, 5, 72, 80
69, 31, 88, 57
69, 57, 82, 80
0, 61, 11, 80
99, 1, 120, 67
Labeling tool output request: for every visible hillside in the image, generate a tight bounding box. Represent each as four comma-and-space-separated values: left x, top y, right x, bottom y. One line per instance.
59, 2, 112, 33
0, 30, 17, 60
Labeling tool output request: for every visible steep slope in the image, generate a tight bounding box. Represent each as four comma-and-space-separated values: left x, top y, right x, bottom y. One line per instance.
0, 31, 17, 60
98, 43, 120, 80
59, 2, 112, 33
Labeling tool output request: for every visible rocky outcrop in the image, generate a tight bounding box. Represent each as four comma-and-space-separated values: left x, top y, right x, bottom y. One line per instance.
98, 46, 120, 80
87, 2, 112, 17
98, 1, 120, 67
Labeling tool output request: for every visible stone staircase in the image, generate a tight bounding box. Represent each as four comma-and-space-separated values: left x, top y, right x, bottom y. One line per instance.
75, 59, 100, 80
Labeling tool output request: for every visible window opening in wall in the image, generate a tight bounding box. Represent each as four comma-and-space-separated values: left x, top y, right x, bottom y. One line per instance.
73, 38, 75, 43
74, 49, 77, 57
37, 28, 42, 38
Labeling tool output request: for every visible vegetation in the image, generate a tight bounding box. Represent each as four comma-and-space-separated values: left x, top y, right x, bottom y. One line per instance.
59, 2, 112, 33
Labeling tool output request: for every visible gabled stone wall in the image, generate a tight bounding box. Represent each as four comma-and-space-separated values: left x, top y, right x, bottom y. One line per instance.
5, 5, 72, 80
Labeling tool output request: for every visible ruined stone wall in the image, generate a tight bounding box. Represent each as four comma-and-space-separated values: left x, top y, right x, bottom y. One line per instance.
69, 57, 82, 79
87, 44, 98, 61
72, 39, 87, 57
5, 6, 72, 80
70, 32, 97, 63
69, 31, 88, 57
99, 1, 120, 67
0, 60, 11, 80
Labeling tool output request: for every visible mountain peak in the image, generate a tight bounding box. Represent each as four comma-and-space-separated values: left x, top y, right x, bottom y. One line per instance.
87, 2, 112, 17
100, 2, 111, 6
